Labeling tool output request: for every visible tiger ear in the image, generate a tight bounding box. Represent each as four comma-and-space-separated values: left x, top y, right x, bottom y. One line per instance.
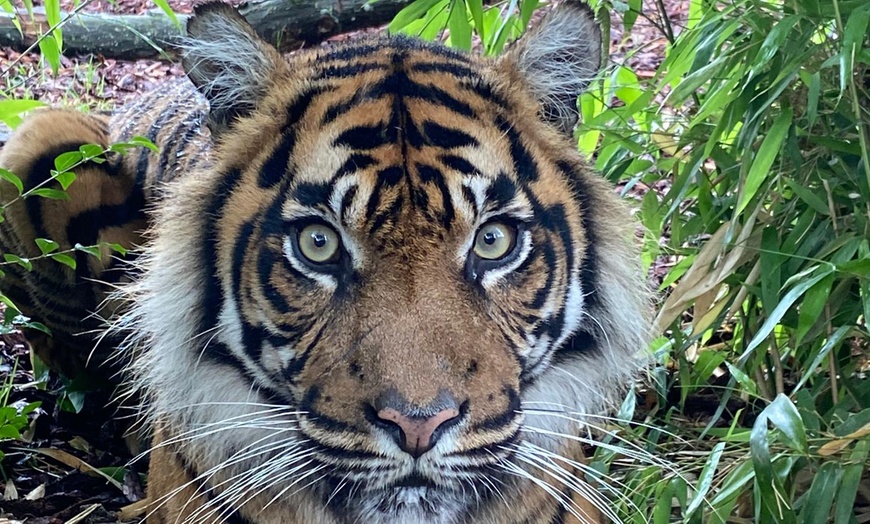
499, 2, 603, 133
181, 2, 287, 135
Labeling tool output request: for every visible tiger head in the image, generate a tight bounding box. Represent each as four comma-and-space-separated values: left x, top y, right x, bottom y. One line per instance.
128, 2, 650, 522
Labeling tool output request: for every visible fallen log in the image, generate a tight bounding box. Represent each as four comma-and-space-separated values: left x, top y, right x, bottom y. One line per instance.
0, 0, 411, 60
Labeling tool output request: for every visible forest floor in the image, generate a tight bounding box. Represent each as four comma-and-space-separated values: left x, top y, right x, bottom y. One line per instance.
0, 0, 688, 522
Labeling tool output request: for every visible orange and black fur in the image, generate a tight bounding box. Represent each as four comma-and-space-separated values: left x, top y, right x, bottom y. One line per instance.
0, 2, 650, 523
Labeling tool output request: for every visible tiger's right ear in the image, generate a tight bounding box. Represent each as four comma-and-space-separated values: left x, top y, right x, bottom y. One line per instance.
182, 2, 287, 135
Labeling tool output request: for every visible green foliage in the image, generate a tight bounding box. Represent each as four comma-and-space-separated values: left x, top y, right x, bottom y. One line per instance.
395, 0, 869, 520
0, 359, 40, 462
389, 0, 539, 54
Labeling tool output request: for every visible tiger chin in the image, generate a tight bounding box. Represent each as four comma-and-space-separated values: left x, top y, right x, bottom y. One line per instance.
0, 1, 651, 523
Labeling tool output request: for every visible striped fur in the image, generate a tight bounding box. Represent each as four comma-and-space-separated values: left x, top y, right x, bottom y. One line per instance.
0, 2, 650, 523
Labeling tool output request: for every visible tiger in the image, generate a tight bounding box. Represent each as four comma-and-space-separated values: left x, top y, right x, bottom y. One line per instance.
0, 1, 650, 523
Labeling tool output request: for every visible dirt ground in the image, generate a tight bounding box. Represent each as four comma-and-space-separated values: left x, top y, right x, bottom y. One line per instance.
0, 0, 687, 521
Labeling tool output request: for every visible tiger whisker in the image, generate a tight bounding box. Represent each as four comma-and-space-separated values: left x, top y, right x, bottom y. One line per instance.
145, 434, 308, 522
325, 471, 352, 509
509, 443, 622, 524
129, 407, 302, 465
520, 424, 685, 480
515, 441, 645, 519
497, 452, 599, 524
504, 443, 620, 524
520, 404, 685, 441
190, 450, 320, 524
182, 443, 315, 524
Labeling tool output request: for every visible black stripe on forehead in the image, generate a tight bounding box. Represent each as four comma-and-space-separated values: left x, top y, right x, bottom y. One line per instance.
322, 68, 477, 127
259, 87, 327, 188
441, 154, 476, 175
417, 164, 456, 230
421, 121, 479, 149
334, 123, 392, 149
485, 172, 519, 210
496, 115, 538, 183
315, 62, 389, 80
365, 166, 404, 220
293, 182, 332, 208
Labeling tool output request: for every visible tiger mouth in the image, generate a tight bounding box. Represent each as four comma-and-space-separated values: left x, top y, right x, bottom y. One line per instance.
389, 473, 441, 490
325, 473, 476, 522
322, 469, 499, 515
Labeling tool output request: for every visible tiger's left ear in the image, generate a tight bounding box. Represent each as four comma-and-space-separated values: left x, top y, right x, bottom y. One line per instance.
499, 2, 603, 133
181, 2, 288, 135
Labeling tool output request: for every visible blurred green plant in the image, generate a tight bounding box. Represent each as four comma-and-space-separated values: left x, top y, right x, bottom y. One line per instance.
392, 0, 870, 521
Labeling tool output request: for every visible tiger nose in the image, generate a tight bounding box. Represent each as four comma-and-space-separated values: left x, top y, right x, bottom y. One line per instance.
371, 392, 462, 458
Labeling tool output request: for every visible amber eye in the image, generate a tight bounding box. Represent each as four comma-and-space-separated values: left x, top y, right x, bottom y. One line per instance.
473, 222, 516, 260
297, 223, 341, 264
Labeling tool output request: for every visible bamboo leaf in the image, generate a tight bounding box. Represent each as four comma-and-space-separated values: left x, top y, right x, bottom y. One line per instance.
736, 106, 792, 215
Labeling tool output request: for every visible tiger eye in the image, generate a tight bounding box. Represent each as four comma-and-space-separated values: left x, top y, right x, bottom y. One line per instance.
473, 222, 516, 260
298, 224, 341, 264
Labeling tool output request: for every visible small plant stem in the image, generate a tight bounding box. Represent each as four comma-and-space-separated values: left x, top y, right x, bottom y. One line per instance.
768, 336, 785, 396
754, 367, 773, 401
821, 179, 839, 236
825, 305, 839, 405
654, 0, 676, 43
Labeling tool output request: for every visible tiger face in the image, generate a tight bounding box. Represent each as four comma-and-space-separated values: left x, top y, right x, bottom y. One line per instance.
126, 2, 650, 523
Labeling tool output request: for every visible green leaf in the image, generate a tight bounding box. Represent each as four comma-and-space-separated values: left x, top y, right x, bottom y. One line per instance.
736, 106, 792, 215
0, 424, 21, 440
52, 170, 76, 190
0, 99, 46, 129
686, 441, 725, 517
44, 0, 62, 48
751, 400, 798, 524
25, 321, 51, 335
805, 71, 820, 128
519, 0, 539, 30
793, 325, 850, 393
725, 362, 758, 396
766, 394, 808, 454
390, 0, 444, 33
108, 243, 128, 255
667, 56, 725, 104
840, 4, 870, 92
0, 167, 24, 195
74, 243, 103, 258
800, 461, 841, 523
752, 15, 798, 70
783, 178, 828, 215
3, 254, 32, 272
34, 238, 59, 255
78, 143, 105, 159
27, 188, 69, 200
467, 0, 484, 40
623, 0, 641, 33
832, 408, 870, 437
447, 0, 472, 50
38, 32, 62, 76
150, 0, 180, 30
129, 135, 160, 152
54, 151, 82, 172
835, 440, 869, 524
739, 266, 834, 365
795, 272, 834, 344
50, 253, 76, 269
